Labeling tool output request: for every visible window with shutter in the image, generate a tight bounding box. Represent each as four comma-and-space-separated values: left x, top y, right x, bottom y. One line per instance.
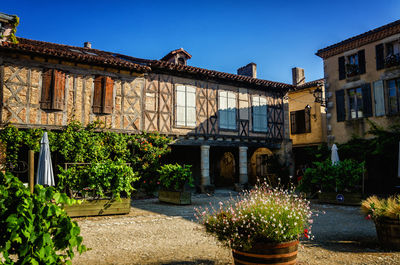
386, 78, 400, 114
348, 87, 363, 119
290, 109, 310, 134
252, 95, 268, 132
361, 83, 372, 117
219, 90, 237, 130
92, 76, 114, 114
336, 90, 346, 122
175, 85, 196, 127
40, 69, 65, 111
338, 56, 346, 80
376, 44, 385, 70
373, 80, 385, 116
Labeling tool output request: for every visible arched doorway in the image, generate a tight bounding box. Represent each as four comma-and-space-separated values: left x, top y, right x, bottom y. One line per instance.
249, 147, 273, 185
218, 152, 236, 186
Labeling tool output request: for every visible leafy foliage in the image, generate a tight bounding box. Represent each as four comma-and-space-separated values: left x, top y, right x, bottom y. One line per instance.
0, 172, 86, 265
58, 159, 138, 199
195, 182, 313, 250
0, 122, 173, 195
158, 163, 193, 191
298, 159, 365, 193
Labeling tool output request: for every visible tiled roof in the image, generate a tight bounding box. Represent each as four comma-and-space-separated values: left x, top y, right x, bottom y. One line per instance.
0, 38, 151, 72
316, 19, 400, 59
293, 78, 324, 91
0, 38, 292, 91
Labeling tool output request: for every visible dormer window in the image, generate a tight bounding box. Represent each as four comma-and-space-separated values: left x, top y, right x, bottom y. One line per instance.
178, 57, 185, 65
161, 48, 192, 65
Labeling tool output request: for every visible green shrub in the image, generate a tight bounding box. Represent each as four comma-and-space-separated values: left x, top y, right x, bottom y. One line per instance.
0, 172, 86, 264
57, 159, 139, 199
298, 159, 364, 193
158, 163, 193, 191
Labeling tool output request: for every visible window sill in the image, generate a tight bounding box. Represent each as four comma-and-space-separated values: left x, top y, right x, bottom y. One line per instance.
174, 125, 196, 130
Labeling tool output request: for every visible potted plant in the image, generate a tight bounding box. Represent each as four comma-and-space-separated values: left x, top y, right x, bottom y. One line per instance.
195, 182, 313, 265
157, 163, 193, 205
299, 159, 364, 205
361, 195, 400, 250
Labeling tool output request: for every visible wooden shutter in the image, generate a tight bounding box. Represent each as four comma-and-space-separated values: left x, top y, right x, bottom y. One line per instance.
52, 70, 65, 110
373, 80, 385, 116
338, 56, 346, 80
376, 44, 385, 70
362, 83, 373, 117
358, 50, 366, 74
102, 77, 114, 114
305, 108, 311, 133
40, 69, 53, 110
290, 111, 296, 134
93, 76, 103, 114
336, 89, 346, 122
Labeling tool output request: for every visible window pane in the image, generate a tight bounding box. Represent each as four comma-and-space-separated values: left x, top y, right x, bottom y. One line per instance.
219, 109, 228, 128
228, 109, 236, 129
348, 89, 356, 118
176, 106, 186, 126
356, 87, 363, 118
228, 95, 236, 109
252, 96, 260, 106
219, 92, 227, 110
176, 90, 186, 107
176, 85, 186, 92
260, 97, 267, 106
186, 90, 196, 108
186, 107, 196, 127
388, 80, 397, 113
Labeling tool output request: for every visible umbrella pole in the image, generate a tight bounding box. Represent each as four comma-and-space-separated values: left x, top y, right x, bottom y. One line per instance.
29, 150, 34, 193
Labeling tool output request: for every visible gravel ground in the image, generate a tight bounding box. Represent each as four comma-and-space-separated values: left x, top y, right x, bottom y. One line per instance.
72, 190, 400, 265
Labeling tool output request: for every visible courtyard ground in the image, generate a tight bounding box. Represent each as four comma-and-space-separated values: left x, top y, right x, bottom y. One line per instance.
72, 190, 400, 265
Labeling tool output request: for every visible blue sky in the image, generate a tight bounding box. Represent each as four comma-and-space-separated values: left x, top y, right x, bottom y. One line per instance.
2, 0, 400, 84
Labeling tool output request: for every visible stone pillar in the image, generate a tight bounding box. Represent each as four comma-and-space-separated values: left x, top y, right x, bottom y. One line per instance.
239, 146, 248, 184
200, 145, 210, 187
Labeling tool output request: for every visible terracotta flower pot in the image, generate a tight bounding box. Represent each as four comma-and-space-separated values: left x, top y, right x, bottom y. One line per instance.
374, 217, 400, 250
232, 240, 299, 265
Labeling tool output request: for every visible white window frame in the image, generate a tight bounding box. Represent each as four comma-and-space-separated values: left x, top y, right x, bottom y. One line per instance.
218, 90, 237, 130
252, 95, 268, 132
175, 85, 196, 127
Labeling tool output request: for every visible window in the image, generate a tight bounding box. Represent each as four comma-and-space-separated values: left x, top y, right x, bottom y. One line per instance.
348, 87, 363, 119
175, 85, 196, 127
219, 90, 236, 130
252, 95, 268, 132
336, 84, 372, 122
290, 109, 310, 134
40, 69, 65, 111
93, 76, 114, 114
338, 50, 366, 80
387, 78, 400, 114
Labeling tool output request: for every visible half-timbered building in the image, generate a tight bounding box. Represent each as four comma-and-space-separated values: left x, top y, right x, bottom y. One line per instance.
0, 13, 293, 191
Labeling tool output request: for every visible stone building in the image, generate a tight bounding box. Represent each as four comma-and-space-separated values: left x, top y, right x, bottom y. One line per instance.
316, 19, 400, 193
316, 19, 400, 144
0, 12, 299, 191
288, 67, 326, 172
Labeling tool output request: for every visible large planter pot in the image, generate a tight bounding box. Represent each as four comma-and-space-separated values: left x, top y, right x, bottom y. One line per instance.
232, 240, 299, 265
374, 218, 400, 250
158, 190, 191, 205
318, 192, 362, 206
63, 198, 131, 217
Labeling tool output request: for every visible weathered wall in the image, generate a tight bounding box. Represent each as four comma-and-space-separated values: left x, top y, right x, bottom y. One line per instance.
288, 87, 326, 146
1, 62, 143, 132
324, 32, 400, 144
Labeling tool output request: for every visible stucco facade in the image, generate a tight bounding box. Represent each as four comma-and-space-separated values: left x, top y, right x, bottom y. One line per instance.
317, 21, 400, 144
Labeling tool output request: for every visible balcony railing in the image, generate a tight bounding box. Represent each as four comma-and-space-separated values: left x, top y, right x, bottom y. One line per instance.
385, 53, 400, 68
346, 64, 359, 77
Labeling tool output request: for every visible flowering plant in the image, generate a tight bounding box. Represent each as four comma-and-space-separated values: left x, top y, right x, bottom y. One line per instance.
361, 195, 400, 221
195, 182, 313, 250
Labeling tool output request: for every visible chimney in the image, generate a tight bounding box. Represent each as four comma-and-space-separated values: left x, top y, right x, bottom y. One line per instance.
292, 67, 305, 86
0, 12, 19, 43
237, 63, 257, 78
84, 42, 91, 49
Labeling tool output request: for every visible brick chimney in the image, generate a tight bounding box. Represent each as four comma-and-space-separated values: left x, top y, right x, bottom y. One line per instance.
292, 67, 305, 86
0, 12, 19, 43
237, 63, 257, 78
84, 42, 92, 49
